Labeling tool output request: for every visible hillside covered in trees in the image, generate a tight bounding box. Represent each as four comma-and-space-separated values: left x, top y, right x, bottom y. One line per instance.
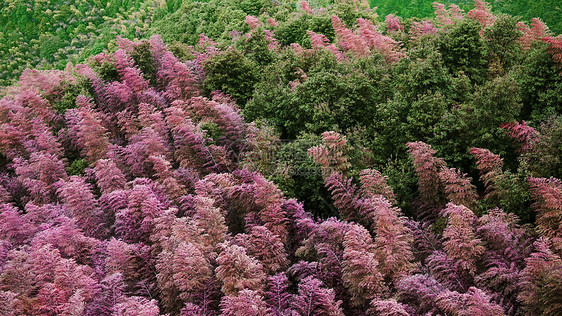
0, 0, 562, 315
1, 0, 561, 87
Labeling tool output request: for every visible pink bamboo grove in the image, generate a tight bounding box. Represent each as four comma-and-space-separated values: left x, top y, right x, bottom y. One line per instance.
0, 6, 561, 314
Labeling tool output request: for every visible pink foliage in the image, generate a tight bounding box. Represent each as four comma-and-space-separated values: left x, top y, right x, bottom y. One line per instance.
190, 195, 229, 254
149, 155, 186, 199
14, 89, 57, 125
502, 120, 539, 153
114, 49, 150, 93
14, 152, 67, 203
114, 296, 161, 316
245, 16, 261, 29
476, 208, 528, 257
331, 15, 370, 57
168, 105, 232, 172
92, 80, 134, 113
27, 119, 64, 159
220, 289, 268, 316
467, 0, 496, 29
396, 274, 446, 314
156, 242, 213, 310
359, 168, 396, 203
433, 2, 453, 26
0, 185, 12, 204
73, 96, 110, 163
0, 121, 25, 160
438, 167, 478, 207
436, 287, 505, 315
341, 223, 386, 305
0, 290, 22, 316
215, 242, 266, 295
367, 197, 413, 278
307, 31, 329, 48
150, 35, 202, 100
94, 159, 127, 195
235, 226, 289, 274
519, 238, 562, 315
115, 182, 166, 243
528, 177, 562, 253
368, 299, 410, 316
308, 131, 351, 175
156, 51, 200, 101
186, 96, 247, 147
470, 147, 505, 197
301, 1, 313, 14
385, 14, 403, 32
356, 18, 405, 63
325, 172, 360, 220
449, 4, 465, 20
1, 245, 100, 315
104, 238, 136, 277
194, 34, 221, 74
116, 127, 172, 176
518, 18, 550, 50
542, 35, 562, 71
115, 36, 137, 52
306, 31, 345, 59
57, 176, 106, 238
17, 69, 77, 104
409, 21, 438, 45
407, 141, 446, 205
296, 218, 350, 289
441, 203, 485, 275
0, 203, 33, 244
264, 273, 292, 315
292, 276, 344, 316
263, 29, 280, 51
290, 42, 304, 54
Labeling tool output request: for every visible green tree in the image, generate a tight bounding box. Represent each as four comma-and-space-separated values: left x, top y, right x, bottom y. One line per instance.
483, 14, 522, 74
434, 73, 522, 170
437, 18, 488, 83
516, 43, 562, 122
203, 47, 259, 104
39, 34, 64, 62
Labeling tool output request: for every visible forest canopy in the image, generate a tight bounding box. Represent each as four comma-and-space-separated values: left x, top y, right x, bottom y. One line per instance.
1, 0, 561, 87
0, 0, 562, 315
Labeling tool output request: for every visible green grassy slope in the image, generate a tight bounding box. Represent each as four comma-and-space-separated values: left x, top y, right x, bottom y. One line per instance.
0, 0, 187, 87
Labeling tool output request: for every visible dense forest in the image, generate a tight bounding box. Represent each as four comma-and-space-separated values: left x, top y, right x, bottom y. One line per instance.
0, 0, 562, 315
1, 0, 561, 87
